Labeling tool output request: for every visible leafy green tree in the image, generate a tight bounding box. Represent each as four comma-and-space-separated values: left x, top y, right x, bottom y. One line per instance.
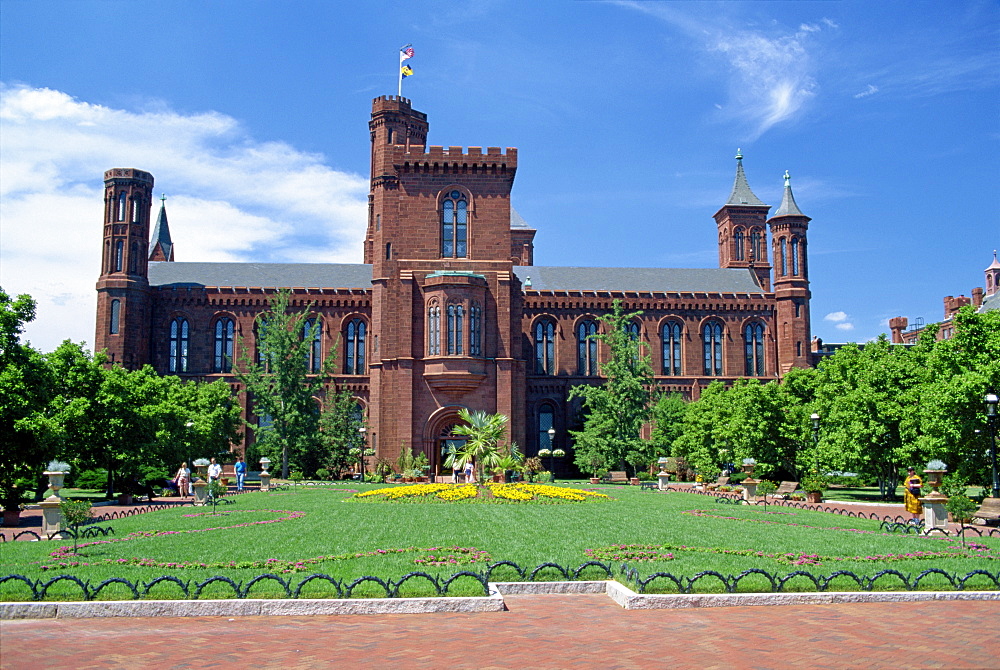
59, 499, 93, 553
158, 376, 243, 471
318, 385, 365, 477
671, 380, 729, 476
569, 300, 655, 475
234, 290, 333, 478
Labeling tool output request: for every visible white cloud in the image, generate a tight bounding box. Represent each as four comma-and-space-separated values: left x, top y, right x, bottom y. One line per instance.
0, 85, 369, 352
854, 84, 879, 99
835, 322, 855, 331
824, 311, 849, 322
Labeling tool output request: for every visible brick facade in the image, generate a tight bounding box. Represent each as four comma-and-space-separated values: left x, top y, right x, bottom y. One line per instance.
94, 97, 814, 476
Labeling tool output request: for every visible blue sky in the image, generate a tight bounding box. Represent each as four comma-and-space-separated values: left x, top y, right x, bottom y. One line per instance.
1, 0, 997, 353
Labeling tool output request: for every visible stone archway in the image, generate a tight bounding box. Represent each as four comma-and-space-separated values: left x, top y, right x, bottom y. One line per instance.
423, 406, 469, 477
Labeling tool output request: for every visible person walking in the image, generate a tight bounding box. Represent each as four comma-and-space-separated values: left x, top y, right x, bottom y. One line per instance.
174, 462, 190, 500
904, 467, 923, 522
207, 457, 222, 483
234, 457, 247, 492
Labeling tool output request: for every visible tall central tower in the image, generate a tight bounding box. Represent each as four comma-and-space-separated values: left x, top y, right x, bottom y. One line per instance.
713, 151, 772, 290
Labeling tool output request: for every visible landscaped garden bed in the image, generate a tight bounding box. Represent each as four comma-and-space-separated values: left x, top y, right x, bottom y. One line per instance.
1, 485, 997, 601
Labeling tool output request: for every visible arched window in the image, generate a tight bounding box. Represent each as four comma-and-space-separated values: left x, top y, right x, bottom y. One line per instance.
469, 302, 483, 356
109, 299, 121, 335
577, 320, 598, 376
114, 240, 124, 272
702, 322, 723, 376
427, 302, 441, 355
131, 197, 140, 224
129, 242, 138, 273
661, 322, 682, 376
441, 190, 468, 258
733, 228, 745, 261
447, 304, 464, 355
117, 192, 127, 222
538, 405, 555, 455
779, 237, 788, 276
534, 320, 556, 375
304, 319, 323, 373
624, 321, 640, 341
744, 323, 765, 376
345, 319, 366, 374
750, 229, 763, 262
255, 318, 270, 369
169, 317, 189, 372
791, 237, 800, 276
213, 317, 235, 373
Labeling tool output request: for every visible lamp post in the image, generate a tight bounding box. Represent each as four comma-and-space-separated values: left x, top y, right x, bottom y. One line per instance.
547, 427, 557, 483
358, 426, 368, 482
810, 413, 821, 472
986, 393, 999, 499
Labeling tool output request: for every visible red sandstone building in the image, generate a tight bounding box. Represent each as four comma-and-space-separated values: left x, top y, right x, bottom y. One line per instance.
95, 97, 814, 474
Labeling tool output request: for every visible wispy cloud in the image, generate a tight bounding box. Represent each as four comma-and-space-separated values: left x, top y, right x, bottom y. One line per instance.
0, 85, 369, 352
854, 84, 879, 99
825, 311, 855, 331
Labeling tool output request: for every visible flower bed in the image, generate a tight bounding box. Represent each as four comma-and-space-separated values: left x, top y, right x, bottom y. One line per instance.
353, 482, 611, 503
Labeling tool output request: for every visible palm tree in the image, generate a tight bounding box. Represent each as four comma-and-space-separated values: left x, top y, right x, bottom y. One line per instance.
451, 408, 509, 484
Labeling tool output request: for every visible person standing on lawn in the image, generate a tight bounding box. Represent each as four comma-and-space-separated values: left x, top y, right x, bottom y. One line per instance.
234, 457, 247, 491
904, 467, 923, 521
207, 457, 223, 483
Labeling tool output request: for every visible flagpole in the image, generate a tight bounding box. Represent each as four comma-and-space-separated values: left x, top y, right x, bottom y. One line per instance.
398, 52, 403, 97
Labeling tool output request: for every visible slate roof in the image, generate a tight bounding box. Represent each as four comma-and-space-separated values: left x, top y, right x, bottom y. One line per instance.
513, 265, 765, 294
978, 290, 1000, 314
148, 261, 765, 295
149, 202, 173, 260
772, 171, 807, 218
148, 262, 373, 289
726, 151, 767, 207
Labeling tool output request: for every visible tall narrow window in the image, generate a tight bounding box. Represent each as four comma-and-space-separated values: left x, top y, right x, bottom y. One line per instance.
750, 229, 763, 262
733, 228, 745, 261
661, 322, 682, 376
427, 302, 441, 355
538, 405, 554, 455
345, 319, 366, 374
441, 190, 468, 258
169, 318, 189, 372
577, 320, 598, 376
702, 322, 723, 376
114, 240, 124, 272
109, 299, 121, 335
213, 317, 235, 373
534, 320, 555, 375
791, 237, 800, 276
469, 302, 482, 356
744, 323, 765, 376
780, 238, 788, 276
447, 304, 464, 355
304, 319, 322, 373
255, 319, 270, 369
129, 242, 138, 273
117, 192, 127, 222
131, 197, 140, 223
385, 242, 391, 260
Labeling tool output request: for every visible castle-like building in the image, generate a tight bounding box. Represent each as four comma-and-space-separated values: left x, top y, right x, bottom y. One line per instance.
95, 96, 814, 475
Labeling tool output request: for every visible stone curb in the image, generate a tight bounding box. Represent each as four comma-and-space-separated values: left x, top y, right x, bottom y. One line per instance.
3, 582, 998, 619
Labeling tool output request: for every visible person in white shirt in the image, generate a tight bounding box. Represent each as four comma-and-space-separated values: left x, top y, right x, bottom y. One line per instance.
207, 457, 223, 482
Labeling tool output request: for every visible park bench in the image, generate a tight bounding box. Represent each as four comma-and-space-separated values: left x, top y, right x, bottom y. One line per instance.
639, 481, 658, 491
972, 497, 1000, 526
704, 476, 730, 491
604, 471, 629, 484
773, 481, 800, 499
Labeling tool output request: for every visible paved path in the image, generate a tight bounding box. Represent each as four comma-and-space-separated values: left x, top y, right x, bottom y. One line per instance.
2, 595, 998, 669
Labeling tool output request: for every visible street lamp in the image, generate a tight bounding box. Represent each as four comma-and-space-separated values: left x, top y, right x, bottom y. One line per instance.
358, 426, 368, 482
547, 427, 557, 483
985, 393, 998, 499
810, 413, 821, 472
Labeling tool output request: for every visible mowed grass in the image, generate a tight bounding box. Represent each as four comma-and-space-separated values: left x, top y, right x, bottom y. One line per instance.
1, 484, 997, 600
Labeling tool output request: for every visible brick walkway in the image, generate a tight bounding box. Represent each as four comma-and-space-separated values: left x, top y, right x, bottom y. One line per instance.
2, 595, 998, 669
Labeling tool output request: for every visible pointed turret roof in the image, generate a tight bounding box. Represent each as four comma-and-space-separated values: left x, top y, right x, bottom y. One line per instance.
773, 170, 807, 217
987, 250, 1000, 271
725, 149, 766, 206
149, 195, 174, 262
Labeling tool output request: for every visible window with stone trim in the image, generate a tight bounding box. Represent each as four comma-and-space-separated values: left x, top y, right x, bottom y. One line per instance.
441, 190, 468, 258
744, 322, 765, 376
750, 228, 763, 262
427, 301, 441, 356
537, 404, 555, 455
733, 228, 745, 261
661, 321, 682, 376
109, 299, 121, 335
304, 318, 323, 374
791, 236, 800, 276
702, 322, 723, 376
469, 302, 483, 356
114, 240, 124, 272
213, 317, 235, 373
345, 319, 366, 374
169, 317, 189, 373
534, 319, 556, 375
779, 237, 788, 276
577, 320, 598, 376
117, 192, 127, 222
447, 303, 464, 355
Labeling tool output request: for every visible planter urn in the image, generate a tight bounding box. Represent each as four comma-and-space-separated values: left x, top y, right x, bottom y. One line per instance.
44, 472, 67, 502
590, 477, 601, 485
806, 491, 822, 503
923, 470, 947, 500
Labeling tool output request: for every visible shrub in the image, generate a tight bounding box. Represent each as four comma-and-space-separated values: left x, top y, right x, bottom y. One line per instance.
74, 469, 108, 491
636, 472, 655, 482
756, 480, 777, 498
289, 471, 304, 482
315, 468, 330, 481
946, 494, 977, 524
940, 474, 969, 499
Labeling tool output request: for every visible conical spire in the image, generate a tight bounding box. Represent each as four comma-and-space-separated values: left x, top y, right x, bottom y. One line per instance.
148, 194, 174, 261
725, 149, 766, 206
773, 170, 806, 217
987, 249, 1000, 271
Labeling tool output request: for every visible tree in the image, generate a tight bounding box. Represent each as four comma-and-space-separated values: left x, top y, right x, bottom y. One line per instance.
450, 408, 509, 484
569, 300, 655, 475
671, 380, 729, 477
234, 290, 334, 478
318, 385, 365, 477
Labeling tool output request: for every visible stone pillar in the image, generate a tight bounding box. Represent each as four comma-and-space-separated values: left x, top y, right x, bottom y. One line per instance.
742, 479, 758, 501
40, 500, 66, 538
259, 472, 272, 492
657, 471, 671, 491
920, 495, 949, 532
192, 480, 208, 506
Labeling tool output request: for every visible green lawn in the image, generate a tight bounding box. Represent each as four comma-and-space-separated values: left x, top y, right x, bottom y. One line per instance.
2, 483, 996, 600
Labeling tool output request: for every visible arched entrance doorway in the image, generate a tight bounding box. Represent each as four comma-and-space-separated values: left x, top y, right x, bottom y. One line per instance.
437, 423, 468, 477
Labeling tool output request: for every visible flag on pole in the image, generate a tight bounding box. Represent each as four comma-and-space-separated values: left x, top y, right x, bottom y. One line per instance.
398, 44, 414, 96
400, 44, 414, 61
401, 64, 413, 78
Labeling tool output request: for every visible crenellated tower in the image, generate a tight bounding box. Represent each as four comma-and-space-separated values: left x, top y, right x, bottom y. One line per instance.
713, 150, 772, 290
95, 168, 155, 368
768, 170, 812, 371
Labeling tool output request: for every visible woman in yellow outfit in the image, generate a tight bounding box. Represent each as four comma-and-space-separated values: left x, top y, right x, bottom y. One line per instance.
903, 467, 923, 521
